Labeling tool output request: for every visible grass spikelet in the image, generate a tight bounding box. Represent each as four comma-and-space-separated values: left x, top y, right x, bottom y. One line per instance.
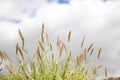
2, 52, 11, 61
77, 54, 84, 65
79, 55, 84, 65
81, 35, 85, 48
0, 50, 5, 60
52, 53, 55, 66
49, 43, 53, 51
18, 29, 25, 48
87, 43, 93, 52
83, 48, 87, 60
59, 45, 63, 58
77, 56, 79, 65
18, 47, 24, 60
42, 23, 44, 34
90, 48, 94, 56
39, 41, 45, 51
5, 65, 13, 74
36, 47, 43, 62
57, 36, 60, 47
0, 50, 11, 61
16, 43, 19, 55
97, 65, 103, 69
92, 66, 97, 75
41, 32, 44, 43
97, 48, 102, 60
46, 33, 50, 46
68, 30, 71, 43
105, 67, 107, 77
60, 40, 68, 53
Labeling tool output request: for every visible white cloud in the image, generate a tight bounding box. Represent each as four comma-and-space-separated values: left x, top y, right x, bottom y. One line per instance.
0, 23, 18, 41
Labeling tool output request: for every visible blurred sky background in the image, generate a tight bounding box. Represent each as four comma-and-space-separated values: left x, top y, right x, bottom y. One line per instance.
0, 0, 120, 78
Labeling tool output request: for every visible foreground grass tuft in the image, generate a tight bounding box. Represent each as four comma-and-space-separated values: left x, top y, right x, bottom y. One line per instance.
0, 23, 106, 80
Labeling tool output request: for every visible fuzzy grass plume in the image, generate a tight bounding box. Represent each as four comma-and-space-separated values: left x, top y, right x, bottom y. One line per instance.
0, 23, 106, 80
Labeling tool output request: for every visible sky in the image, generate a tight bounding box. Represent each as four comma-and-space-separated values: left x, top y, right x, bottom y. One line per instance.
0, 0, 120, 78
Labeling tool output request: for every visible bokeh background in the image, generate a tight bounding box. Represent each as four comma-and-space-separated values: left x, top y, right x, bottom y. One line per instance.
0, 0, 120, 78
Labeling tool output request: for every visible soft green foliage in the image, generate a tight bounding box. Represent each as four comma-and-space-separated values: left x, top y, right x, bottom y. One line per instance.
0, 24, 105, 80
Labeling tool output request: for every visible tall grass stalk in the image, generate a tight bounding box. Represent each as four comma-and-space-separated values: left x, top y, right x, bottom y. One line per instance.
0, 23, 106, 80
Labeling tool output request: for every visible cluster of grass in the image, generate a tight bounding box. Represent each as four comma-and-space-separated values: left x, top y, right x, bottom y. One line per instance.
0, 23, 107, 80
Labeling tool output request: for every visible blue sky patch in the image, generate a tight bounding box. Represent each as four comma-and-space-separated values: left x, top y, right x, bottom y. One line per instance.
47, 0, 69, 4
58, 0, 69, 4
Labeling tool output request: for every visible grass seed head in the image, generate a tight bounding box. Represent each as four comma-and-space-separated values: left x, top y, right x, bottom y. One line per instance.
81, 35, 85, 48
16, 43, 19, 55
57, 36, 60, 47
105, 67, 108, 77
68, 30, 71, 43
83, 48, 87, 60
97, 48, 102, 60
5, 65, 13, 74
39, 41, 45, 51
60, 40, 68, 54
90, 48, 94, 56
42, 23, 44, 34
18, 29, 25, 48
59, 45, 63, 58
41, 32, 44, 43
46, 33, 50, 46
92, 66, 97, 75
36, 47, 43, 62
50, 43, 53, 51
87, 43, 93, 52
97, 65, 103, 69
0, 50, 11, 61
18, 47, 24, 60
